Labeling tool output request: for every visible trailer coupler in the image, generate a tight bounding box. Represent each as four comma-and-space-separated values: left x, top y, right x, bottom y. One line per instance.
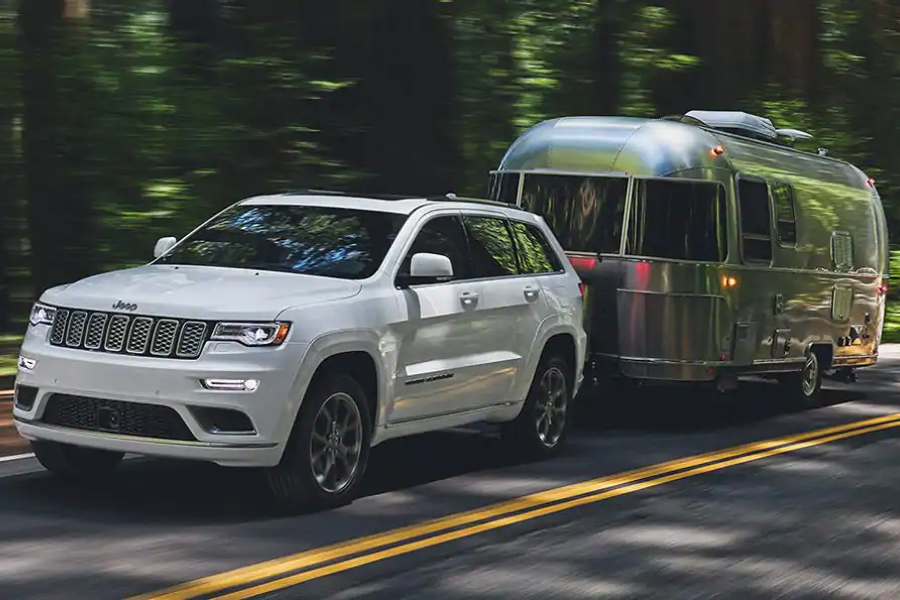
827, 367, 857, 384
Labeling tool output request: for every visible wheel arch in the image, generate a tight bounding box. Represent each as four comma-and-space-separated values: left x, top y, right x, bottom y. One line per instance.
805, 341, 835, 370
513, 322, 583, 403
283, 330, 388, 446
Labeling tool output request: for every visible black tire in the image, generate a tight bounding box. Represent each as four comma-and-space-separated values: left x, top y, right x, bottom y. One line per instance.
502, 353, 572, 460
781, 349, 823, 409
31, 440, 123, 480
265, 372, 373, 513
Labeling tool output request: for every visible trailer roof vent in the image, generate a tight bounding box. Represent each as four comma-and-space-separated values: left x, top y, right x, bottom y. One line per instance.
684, 110, 779, 143
674, 110, 817, 148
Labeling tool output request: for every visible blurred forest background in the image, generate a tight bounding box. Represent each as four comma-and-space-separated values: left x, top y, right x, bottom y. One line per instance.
1, 0, 899, 374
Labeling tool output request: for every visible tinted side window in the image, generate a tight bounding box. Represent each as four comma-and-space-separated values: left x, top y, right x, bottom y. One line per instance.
625, 179, 726, 262
738, 178, 773, 262
510, 220, 562, 274
463, 216, 519, 278
520, 174, 628, 253
771, 182, 797, 246
400, 216, 471, 280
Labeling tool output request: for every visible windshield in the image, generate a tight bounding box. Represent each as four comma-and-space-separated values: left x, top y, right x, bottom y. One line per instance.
155, 204, 408, 279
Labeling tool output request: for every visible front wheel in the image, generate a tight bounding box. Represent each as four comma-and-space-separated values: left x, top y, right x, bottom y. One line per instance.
265, 373, 372, 513
31, 440, 124, 481
502, 353, 572, 459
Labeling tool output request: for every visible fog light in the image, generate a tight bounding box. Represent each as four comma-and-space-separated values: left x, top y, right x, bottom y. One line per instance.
200, 378, 260, 392
18, 356, 36, 372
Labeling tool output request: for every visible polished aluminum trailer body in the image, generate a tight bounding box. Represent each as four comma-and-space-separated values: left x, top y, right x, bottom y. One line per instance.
488, 115, 889, 385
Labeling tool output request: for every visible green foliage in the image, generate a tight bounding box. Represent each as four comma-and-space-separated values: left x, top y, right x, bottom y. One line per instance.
883, 250, 900, 342
2, 0, 899, 360
618, 4, 698, 117
0, 355, 14, 377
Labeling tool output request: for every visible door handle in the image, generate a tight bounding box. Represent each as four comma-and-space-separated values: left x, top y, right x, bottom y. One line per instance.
460, 291, 479, 307
523, 286, 540, 301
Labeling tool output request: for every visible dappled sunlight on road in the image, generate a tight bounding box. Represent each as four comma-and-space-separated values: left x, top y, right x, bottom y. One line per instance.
321, 429, 900, 599
1, 354, 900, 598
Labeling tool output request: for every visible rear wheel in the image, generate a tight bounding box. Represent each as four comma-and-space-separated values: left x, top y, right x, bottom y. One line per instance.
502, 353, 572, 459
31, 441, 123, 480
265, 372, 372, 513
781, 349, 823, 408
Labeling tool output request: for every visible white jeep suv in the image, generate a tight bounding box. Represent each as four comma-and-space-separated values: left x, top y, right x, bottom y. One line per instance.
13, 191, 587, 510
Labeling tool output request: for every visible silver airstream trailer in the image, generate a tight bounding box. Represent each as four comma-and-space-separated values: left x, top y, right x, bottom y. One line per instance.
487, 110, 889, 404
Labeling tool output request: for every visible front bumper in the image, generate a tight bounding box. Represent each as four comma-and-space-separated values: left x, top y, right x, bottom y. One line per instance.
14, 419, 280, 467
13, 326, 308, 467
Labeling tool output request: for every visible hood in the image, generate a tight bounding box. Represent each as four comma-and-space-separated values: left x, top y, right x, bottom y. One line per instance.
41, 264, 363, 321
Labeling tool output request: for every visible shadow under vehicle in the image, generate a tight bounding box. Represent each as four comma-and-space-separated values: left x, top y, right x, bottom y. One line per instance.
487, 110, 889, 405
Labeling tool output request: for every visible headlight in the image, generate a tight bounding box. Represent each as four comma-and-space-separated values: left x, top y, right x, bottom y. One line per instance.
29, 302, 57, 327
211, 322, 291, 347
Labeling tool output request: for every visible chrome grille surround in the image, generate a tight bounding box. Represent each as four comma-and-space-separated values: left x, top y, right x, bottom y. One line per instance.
126, 317, 154, 354
49, 309, 69, 345
105, 315, 129, 352
177, 322, 208, 358
65, 311, 88, 347
150, 319, 179, 356
48, 308, 212, 360
84, 313, 108, 350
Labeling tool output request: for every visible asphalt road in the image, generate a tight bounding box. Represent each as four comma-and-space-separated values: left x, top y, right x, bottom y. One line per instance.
3, 350, 900, 599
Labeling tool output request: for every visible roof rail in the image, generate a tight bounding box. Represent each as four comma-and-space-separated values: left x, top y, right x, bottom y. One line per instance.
430, 192, 519, 208
281, 188, 421, 201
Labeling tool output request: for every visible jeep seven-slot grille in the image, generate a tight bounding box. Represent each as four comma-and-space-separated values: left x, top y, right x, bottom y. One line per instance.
41, 394, 196, 441
49, 308, 211, 359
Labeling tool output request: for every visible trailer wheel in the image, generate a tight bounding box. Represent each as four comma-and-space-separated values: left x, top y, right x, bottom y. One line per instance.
782, 349, 823, 408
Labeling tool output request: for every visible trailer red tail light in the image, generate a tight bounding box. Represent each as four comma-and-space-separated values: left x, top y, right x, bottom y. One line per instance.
568, 255, 598, 271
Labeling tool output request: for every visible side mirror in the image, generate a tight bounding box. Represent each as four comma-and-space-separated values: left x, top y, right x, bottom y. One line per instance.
154, 236, 178, 259
398, 253, 454, 287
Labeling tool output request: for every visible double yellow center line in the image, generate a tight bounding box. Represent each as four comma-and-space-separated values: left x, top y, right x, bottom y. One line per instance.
132, 411, 900, 600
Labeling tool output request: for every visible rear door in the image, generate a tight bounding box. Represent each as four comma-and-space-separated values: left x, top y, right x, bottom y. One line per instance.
460, 212, 547, 406
389, 213, 488, 423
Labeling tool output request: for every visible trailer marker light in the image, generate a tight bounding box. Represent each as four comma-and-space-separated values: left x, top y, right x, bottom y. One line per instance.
711, 145, 725, 156
722, 275, 738, 289
578, 282, 585, 298
866, 178, 876, 187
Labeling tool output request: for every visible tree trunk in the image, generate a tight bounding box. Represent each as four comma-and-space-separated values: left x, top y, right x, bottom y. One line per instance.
18, 0, 94, 296
353, 0, 462, 195
0, 13, 16, 330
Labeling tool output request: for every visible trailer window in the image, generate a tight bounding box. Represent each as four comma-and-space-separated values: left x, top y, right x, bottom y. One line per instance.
487, 172, 520, 205
625, 179, 726, 263
520, 174, 628, 254
771, 182, 797, 246
738, 178, 773, 262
